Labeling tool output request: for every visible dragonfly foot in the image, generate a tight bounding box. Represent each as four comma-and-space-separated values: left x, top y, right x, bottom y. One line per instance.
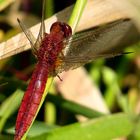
57, 75, 63, 81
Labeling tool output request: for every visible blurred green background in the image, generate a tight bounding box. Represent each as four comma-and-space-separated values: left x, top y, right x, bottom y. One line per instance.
0, 0, 140, 140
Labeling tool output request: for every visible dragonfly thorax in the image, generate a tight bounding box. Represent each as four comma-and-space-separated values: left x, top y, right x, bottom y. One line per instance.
37, 33, 64, 65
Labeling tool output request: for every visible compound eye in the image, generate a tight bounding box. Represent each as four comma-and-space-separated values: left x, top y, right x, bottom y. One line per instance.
62, 23, 72, 38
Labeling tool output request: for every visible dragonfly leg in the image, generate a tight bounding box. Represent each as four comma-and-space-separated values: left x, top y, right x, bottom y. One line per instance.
57, 75, 63, 81
60, 52, 64, 57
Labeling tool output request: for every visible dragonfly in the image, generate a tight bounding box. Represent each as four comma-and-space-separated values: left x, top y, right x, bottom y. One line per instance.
14, 0, 127, 140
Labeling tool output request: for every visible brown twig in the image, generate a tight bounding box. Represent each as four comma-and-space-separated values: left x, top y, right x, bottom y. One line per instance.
0, 0, 132, 60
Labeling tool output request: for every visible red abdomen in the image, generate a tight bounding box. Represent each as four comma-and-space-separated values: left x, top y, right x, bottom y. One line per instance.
14, 61, 49, 140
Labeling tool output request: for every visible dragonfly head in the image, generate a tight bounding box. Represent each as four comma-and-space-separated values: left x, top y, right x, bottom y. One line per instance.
50, 22, 72, 38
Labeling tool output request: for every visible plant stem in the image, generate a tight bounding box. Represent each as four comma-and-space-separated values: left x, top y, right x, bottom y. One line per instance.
68, 0, 87, 33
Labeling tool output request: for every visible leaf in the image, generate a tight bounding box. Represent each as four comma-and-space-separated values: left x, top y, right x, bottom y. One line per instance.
68, 0, 87, 32
103, 67, 129, 112
129, 118, 140, 139
5, 121, 58, 137
28, 113, 133, 140
0, 89, 24, 132
27, 121, 58, 137
47, 94, 104, 118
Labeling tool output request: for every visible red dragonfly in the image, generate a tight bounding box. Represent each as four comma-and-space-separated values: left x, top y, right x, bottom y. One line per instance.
14, 1, 126, 140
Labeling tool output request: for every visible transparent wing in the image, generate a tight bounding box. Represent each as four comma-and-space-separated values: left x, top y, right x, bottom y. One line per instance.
64, 19, 131, 57
17, 19, 36, 48
54, 52, 126, 75
17, 0, 47, 56
54, 19, 133, 75
34, 0, 46, 51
